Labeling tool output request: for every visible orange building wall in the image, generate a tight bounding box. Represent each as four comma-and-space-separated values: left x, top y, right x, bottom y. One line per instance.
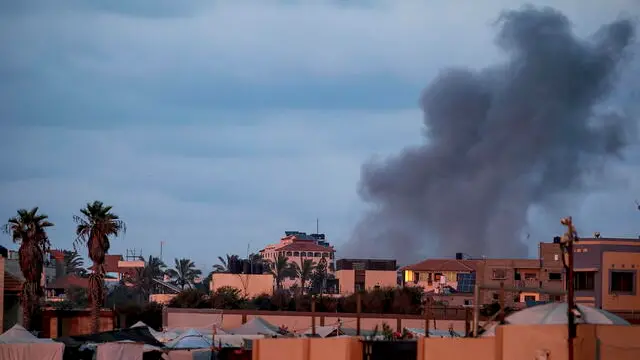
336, 270, 355, 294
211, 273, 274, 297
421, 338, 494, 360
364, 270, 397, 290
601, 252, 640, 311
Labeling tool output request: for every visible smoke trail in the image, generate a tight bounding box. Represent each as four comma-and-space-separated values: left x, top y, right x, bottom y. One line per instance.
345, 6, 637, 263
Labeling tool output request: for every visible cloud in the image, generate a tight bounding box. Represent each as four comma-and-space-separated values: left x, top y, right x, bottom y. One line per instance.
0, 0, 639, 269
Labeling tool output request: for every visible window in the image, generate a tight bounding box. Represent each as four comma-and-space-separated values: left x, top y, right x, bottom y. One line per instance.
300, 252, 306, 257
464, 299, 473, 306
610, 271, 635, 294
322, 253, 328, 258
524, 295, 536, 302
293, 252, 299, 256
286, 251, 292, 256
418, 272, 429, 282
574, 272, 595, 291
524, 273, 537, 280
314, 252, 321, 257
329, 253, 334, 259
492, 293, 499, 300
554, 254, 559, 261
549, 272, 562, 281
515, 271, 521, 281
492, 269, 507, 280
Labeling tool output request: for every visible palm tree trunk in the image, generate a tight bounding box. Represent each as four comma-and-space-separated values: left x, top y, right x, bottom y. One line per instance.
89, 268, 104, 333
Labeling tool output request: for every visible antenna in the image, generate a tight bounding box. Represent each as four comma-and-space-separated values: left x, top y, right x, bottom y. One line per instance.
316, 218, 319, 234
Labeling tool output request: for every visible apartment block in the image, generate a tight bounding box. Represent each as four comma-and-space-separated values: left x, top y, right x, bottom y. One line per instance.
335, 259, 397, 294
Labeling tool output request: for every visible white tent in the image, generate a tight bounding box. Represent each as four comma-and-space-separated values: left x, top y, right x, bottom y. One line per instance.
166, 329, 211, 349
208, 334, 265, 348
506, 303, 630, 325
480, 303, 630, 337
0, 325, 54, 344
0, 325, 64, 360
230, 317, 280, 336
302, 325, 343, 338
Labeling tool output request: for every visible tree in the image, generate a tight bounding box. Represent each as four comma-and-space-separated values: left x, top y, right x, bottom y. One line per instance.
266, 253, 292, 290
311, 256, 328, 295
290, 259, 315, 295
166, 258, 202, 290
3, 207, 54, 330
131, 256, 166, 300
74, 200, 126, 333
213, 254, 240, 273
63, 250, 86, 276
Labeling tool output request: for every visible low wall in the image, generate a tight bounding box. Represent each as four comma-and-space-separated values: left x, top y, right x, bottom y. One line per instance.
253, 337, 361, 360
165, 308, 471, 334
248, 324, 640, 360
42, 309, 115, 338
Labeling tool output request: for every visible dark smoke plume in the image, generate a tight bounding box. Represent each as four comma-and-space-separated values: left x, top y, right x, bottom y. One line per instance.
345, 6, 637, 263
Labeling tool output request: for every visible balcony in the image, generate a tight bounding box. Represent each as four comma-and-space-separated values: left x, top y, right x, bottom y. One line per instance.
516, 279, 542, 289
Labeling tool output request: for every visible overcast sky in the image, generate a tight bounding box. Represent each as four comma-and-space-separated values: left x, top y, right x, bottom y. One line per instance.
1, 1, 639, 270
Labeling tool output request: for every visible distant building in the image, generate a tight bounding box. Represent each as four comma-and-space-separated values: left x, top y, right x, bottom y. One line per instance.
210, 273, 275, 298
259, 231, 336, 290
88, 254, 144, 282
571, 235, 640, 312
335, 259, 397, 294
401, 243, 567, 307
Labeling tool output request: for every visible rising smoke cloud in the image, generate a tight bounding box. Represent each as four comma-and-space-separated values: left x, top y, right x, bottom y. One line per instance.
345, 6, 637, 263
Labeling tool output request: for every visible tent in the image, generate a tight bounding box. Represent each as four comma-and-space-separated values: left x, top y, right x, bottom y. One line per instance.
56, 327, 165, 348
506, 303, 630, 325
229, 317, 280, 336
96, 342, 144, 360
0, 325, 64, 360
480, 303, 630, 337
302, 325, 345, 338
405, 328, 463, 337
208, 334, 265, 348
166, 329, 211, 349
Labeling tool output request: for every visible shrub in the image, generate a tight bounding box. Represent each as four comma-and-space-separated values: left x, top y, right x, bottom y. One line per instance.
210, 286, 246, 309
168, 288, 208, 308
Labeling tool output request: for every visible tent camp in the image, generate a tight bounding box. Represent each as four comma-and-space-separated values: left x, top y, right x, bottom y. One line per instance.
229, 317, 280, 336
166, 329, 211, 349
0, 325, 64, 360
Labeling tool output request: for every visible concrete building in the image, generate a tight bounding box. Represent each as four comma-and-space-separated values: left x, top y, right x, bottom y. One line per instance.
335, 259, 397, 294
402, 242, 567, 306
88, 254, 145, 282
571, 235, 640, 311
260, 231, 336, 289
210, 273, 275, 298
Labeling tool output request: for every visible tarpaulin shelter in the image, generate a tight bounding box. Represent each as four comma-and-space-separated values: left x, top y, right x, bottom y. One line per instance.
229, 317, 280, 336
0, 325, 64, 360
96, 342, 144, 360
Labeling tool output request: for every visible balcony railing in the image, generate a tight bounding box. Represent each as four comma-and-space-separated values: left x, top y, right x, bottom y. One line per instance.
516, 279, 542, 288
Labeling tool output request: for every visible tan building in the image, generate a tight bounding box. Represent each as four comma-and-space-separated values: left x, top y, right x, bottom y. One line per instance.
210, 273, 275, 298
569, 236, 640, 311
402, 243, 567, 306
335, 259, 397, 295
259, 231, 335, 289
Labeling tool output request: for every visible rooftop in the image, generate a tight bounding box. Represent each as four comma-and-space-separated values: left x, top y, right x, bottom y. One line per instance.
88, 254, 124, 273
47, 274, 89, 289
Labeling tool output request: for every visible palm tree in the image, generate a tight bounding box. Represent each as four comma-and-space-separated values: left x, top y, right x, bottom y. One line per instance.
290, 259, 315, 295
130, 256, 166, 301
63, 250, 86, 276
266, 253, 292, 290
3, 207, 54, 331
213, 254, 240, 273
167, 258, 202, 290
74, 200, 126, 334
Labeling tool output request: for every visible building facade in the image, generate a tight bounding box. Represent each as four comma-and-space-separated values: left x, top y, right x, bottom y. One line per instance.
402, 243, 567, 306
335, 259, 397, 294
259, 231, 336, 290
571, 236, 640, 311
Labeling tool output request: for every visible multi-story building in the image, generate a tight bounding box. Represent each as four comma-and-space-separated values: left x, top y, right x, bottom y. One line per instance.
402, 242, 567, 306
88, 254, 145, 282
571, 235, 640, 312
335, 259, 397, 294
259, 231, 336, 289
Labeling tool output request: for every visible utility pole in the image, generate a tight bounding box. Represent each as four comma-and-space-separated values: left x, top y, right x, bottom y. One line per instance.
560, 217, 578, 360
160, 241, 164, 262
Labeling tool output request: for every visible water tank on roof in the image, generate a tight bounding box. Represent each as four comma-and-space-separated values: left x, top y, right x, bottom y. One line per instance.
242, 260, 251, 274
553, 236, 561, 244
455, 253, 463, 260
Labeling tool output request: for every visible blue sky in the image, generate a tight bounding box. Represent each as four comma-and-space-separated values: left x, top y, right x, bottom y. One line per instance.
1, 1, 639, 270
